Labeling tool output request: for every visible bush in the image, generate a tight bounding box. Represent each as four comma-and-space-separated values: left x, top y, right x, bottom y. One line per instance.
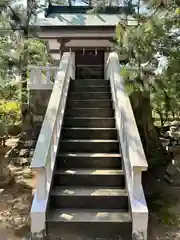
0, 100, 21, 129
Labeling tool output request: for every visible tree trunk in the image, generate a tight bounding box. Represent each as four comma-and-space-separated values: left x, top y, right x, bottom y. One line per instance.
20, 33, 28, 109
130, 90, 171, 190
19, 32, 33, 137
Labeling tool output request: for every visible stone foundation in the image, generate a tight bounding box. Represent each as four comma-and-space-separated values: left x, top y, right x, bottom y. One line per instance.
29, 89, 52, 138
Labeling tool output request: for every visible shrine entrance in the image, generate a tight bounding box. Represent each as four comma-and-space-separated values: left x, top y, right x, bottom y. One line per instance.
75, 49, 104, 66
75, 49, 104, 79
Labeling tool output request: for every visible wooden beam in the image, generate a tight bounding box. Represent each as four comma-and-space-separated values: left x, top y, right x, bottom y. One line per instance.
40, 35, 114, 40
34, 26, 115, 40
49, 47, 112, 53
56, 37, 113, 41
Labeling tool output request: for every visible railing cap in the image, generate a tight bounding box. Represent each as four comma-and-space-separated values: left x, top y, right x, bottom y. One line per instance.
28, 65, 60, 70
107, 51, 148, 172
30, 52, 73, 169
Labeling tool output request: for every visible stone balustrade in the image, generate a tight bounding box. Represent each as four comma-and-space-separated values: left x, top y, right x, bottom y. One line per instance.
105, 51, 148, 240
30, 52, 75, 239
28, 66, 60, 90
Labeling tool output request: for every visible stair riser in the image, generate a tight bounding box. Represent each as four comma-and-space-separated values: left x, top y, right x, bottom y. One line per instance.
69, 92, 111, 100
61, 129, 117, 140
69, 85, 110, 92
53, 174, 125, 187
50, 196, 128, 209
65, 108, 114, 117
67, 100, 112, 108
71, 79, 110, 86
59, 141, 119, 153
47, 222, 132, 239
63, 118, 115, 128
76, 68, 104, 79
56, 156, 122, 169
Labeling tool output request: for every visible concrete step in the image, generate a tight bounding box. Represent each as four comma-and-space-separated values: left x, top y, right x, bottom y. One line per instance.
63, 117, 115, 128
56, 153, 122, 169
47, 209, 132, 239
50, 186, 128, 209
70, 85, 110, 92
61, 128, 117, 140
59, 140, 119, 153
71, 79, 110, 86
53, 169, 125, 187
66, 100, 113, 108
69, 92, 111, 100
65, 108, 114, 117
76, 66, 104, 79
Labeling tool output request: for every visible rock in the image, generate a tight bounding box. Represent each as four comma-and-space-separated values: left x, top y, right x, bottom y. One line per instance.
165, 157, 180, 186
163, 131, 170, 137
24, 140, 36, 148
23, 169, 33, 179
171, 131, 180, 138
29, 149, 34, 157
6, 137, 19, 147
160, 137, 170, 147
170, 120, 180, 126
19, 149, 29, 158
12, 157, 29, 166
20, 158, 29, 166
7, 123, 22, 136
18, 180, 32, 189
24, 141, 31, 148
175, 233, 180, 240
0, 174, 13, 188
172, 140, 178, 146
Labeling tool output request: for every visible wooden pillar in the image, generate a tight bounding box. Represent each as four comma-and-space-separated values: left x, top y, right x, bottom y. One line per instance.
58, 38, 71, 56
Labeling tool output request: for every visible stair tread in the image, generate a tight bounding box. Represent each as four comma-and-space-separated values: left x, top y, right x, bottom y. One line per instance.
76, 64, 103, 67
68, 100, 111, 101
71, 92, 110, 93
75, 79, 109, 81
55, 169, 124, 175
51, 186, 127, 196
47, 209, 131, 222
71, 85, 109, 87
60, 139, 118, 143
62, 128, 116, 130
64, 117, 115, 119
66, 108, 113, 110
58, 153, 121, 157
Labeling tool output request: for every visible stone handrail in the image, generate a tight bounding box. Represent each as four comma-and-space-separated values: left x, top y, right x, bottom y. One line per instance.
105, 52, 148, 239
30, 52, 75, 238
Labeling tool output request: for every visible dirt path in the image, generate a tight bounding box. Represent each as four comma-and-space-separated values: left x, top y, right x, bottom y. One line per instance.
0, 182, 33, 240
0, 137, 35, 240
148, 182, 180, 240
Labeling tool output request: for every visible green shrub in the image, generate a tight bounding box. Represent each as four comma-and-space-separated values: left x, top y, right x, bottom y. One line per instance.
0, 100, 21, 127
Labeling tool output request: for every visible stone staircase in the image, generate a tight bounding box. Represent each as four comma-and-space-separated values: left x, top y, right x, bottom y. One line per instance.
46, 65, 132, 239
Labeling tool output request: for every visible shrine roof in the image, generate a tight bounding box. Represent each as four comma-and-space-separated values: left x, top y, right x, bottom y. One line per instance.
33, 13, 137, 27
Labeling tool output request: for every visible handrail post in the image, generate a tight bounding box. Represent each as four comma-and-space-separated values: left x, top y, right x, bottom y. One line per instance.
30, 68, 42, 85
46, 68, 51, 85
29, 68, 35, 85
36, 168, 47, 201
132, 168, 142, 200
